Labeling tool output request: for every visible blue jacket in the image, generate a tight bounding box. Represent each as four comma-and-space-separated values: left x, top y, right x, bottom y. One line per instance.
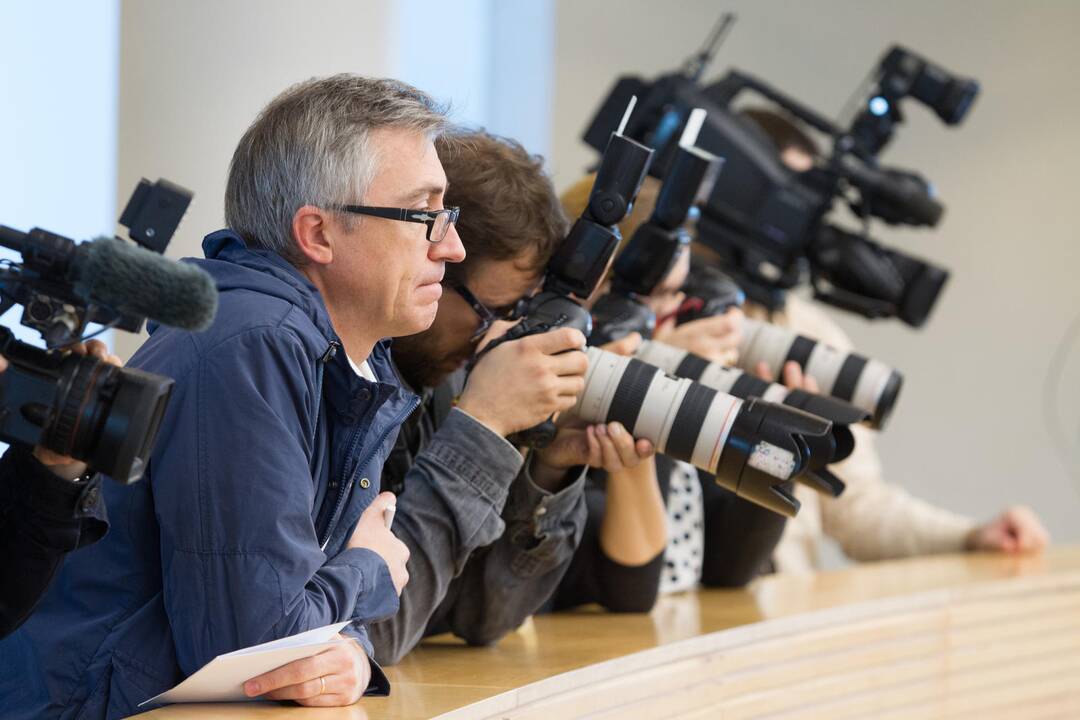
0, 231, 416, 719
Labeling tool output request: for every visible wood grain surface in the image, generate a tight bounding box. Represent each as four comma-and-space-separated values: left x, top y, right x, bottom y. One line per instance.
139, 547, 1080, 719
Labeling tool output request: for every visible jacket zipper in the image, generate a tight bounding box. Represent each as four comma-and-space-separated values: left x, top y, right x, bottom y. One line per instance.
319, 384, 420, 550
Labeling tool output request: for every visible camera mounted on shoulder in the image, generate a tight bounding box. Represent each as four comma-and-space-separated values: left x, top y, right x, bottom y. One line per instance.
583, 13, 976, 328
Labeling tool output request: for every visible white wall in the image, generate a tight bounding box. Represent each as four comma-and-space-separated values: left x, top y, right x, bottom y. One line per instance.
0, 0, 119, 339
551, 0, 1080, 546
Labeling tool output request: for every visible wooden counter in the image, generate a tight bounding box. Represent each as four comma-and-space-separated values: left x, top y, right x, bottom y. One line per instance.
141, 547, 1080, 719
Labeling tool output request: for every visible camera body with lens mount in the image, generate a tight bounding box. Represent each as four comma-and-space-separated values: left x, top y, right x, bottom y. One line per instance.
474, 125, 655, 447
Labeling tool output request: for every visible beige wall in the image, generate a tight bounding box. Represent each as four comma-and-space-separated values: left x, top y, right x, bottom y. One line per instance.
552, 0, 1080, 545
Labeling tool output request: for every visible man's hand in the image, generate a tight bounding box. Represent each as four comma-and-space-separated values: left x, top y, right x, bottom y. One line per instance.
348, 492, 409, 595
243, 634, 372, 706
653, 308, 744, 365
457, 327, 588, 437
526, 333, 652, 489
966, 506, 1050, 553
755, 359, 821, 394
23, 340, 123, 480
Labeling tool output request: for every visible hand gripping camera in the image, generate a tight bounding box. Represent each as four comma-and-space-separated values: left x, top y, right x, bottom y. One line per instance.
0, 179, 217, 483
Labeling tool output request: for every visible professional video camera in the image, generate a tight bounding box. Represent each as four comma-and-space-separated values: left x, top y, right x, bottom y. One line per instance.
478, 103, 842, 516
582, 14, 977, 327
0, 179, 218, 483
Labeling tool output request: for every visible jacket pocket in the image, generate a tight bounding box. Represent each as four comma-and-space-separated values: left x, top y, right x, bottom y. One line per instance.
75, 652, 167, 720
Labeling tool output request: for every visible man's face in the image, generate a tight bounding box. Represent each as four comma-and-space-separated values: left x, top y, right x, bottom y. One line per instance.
393, 252, 542, 389
320, 127, 465, 340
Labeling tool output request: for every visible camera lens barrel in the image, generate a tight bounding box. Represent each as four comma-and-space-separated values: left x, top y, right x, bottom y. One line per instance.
736, 319, 902, 429
0, 331, 174, 484
572, 346, 837, 517
635, 339, 868, 461
45, 354, 174, 483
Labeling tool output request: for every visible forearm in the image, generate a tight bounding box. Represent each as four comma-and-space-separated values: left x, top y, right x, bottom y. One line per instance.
699, 475, 787, 587
368, 409, 524, 665
599, 459, 667, 567
0, 445, 108, 638
821, 427, 975, 562
440, 461, 587, 647
825, 483, 975, 562
552, 478, 665, 614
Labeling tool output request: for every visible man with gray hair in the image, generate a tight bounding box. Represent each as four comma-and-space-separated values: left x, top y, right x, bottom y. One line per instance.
0, 74, 466, 718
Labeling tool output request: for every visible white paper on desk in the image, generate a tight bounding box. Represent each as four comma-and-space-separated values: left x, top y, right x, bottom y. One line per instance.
139, 621, 350, 706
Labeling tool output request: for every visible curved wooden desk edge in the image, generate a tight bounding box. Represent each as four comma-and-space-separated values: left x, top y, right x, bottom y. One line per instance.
140, 549, 1080, 719
422, 549, 1080, 719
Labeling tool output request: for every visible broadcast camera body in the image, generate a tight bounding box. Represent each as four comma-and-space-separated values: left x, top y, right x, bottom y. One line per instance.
583, 19, 977, 328
0, 179, 217, 483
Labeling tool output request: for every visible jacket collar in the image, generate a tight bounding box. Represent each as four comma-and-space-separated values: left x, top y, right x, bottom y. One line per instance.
197, 230, 413, 417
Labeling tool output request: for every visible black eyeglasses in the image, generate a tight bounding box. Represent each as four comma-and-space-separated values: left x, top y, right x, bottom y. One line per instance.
333, 205, 460, 243
453, 285, 527, 341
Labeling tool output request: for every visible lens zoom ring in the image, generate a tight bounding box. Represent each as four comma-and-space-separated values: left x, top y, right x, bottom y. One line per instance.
729, 372, 769, 399
666, 382, 717, 461
785, 336, 816, 367
608, 359, 659, 432
674, 353, 709, 381
832, 355, 868, 401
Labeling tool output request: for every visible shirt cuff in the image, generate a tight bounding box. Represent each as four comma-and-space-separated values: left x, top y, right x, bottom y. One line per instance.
917, 513, 979, 555
1, 445, 108, 547
364, 656, 391, 696
446, 406, 521, 457
510, 458, 587, 536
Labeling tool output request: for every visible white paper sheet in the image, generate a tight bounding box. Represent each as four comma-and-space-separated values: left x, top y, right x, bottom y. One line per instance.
139, 621, 350, 706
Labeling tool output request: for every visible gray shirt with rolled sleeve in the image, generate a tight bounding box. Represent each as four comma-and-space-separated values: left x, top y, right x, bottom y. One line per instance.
369, 369, 587, 665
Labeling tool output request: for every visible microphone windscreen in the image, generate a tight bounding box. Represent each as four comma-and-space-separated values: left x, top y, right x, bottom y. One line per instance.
74, 237, 219, 331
